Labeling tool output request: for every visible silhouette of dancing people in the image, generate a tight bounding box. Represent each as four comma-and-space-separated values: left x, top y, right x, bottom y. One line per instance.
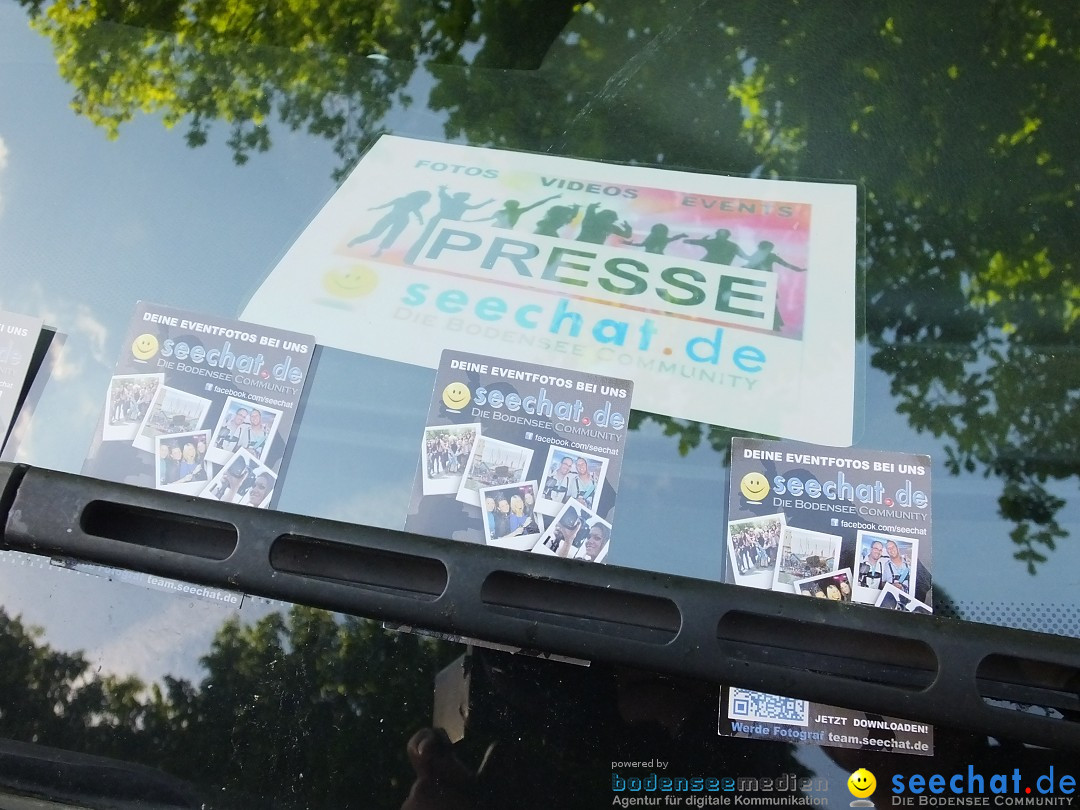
404, 185, 494, 265
533, 204, 580, 237
348, 190, 431, 257
684, 228, 748, 265
576, 202, 632, 244
622, 223, 688, 255
474, 194, 561, 229
743, 240, 806, 274
741, 240, 806, 330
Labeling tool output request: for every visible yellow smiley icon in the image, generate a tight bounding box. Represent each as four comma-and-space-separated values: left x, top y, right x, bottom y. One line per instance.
131, 333, 159, 361
322, 265, 379, 298
848, 768, 877, 798
739, 472, 770, 502
442, 382, 471, 411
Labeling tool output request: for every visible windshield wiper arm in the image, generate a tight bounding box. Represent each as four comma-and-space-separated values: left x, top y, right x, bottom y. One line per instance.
2, 462, 1078, 750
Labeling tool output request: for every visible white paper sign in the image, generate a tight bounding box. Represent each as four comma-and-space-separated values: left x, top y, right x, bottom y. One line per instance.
243, 135, 857, 443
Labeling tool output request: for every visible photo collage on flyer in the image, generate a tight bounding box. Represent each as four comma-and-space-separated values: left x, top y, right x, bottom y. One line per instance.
405, 349, 632, 565
0, 308, 44, 451
83, 301, 314, 511
719, 437, 935, 756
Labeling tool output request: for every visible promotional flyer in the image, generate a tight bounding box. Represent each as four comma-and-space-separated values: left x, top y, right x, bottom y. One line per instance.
0, 309, 44, 449
405, 349, 632, 563
719, 437, 934, 756
242, 135, 857, 445
83, 301, 315, 510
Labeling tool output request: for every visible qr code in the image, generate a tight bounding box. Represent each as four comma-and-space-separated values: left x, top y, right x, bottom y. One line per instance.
728, 688, 809, 727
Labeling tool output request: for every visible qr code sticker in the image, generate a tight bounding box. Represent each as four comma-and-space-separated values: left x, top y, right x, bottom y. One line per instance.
728, 688, 809, 727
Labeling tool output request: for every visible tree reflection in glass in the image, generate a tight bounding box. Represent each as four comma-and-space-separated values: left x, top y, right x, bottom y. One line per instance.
15, 0, 1080, 571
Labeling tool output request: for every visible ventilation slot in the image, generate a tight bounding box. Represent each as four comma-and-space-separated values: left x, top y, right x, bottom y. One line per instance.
481, 570, 680, 644
270, 535, 447, 600
81, 501, 237, 561
977, 654, 1080, 718
718, 610, 937, 690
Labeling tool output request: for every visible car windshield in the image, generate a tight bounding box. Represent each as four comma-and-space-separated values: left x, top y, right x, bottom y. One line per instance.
1, 1, 1078, 807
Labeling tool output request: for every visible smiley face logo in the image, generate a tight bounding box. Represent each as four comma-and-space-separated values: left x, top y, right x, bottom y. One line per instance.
739, 472, 770, 503
441, 382, 471, 411
847, 768, 876, 798
322, 265, 379, 298
131, 333, 159, 361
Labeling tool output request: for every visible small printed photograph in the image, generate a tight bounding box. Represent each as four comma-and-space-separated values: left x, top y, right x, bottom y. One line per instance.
455, 435, 533, 507
422, 423, 480, 496
793, 568, 854, 602
199, 448, 277, 508
875, 583, 933, 614
853, 531, 920, 605
726, 513, 786, 589
479, 481, 544, 551
207, 396, 283, 466
532, 501, 611, 563
574, 516, 612, 563
536, 446, 609, 517
132, 386, 212, 453
772, 526, 842, 592
155, 429, 211, 495
102, 373, 163, 441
